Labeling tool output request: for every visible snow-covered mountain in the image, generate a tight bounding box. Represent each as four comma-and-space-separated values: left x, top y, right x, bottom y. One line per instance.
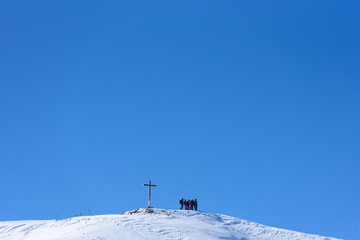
0, 208, 340, 240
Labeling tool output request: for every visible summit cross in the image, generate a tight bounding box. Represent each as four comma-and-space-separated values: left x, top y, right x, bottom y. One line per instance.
142, 180, 157, 208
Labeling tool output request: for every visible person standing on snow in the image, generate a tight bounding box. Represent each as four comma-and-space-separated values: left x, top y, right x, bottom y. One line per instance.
194, 199, 198, 211
190, 199, 194, 210
179, 198, 184, 210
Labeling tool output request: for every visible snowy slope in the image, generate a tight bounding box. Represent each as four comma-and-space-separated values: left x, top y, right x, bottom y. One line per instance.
0, 208, 340, 240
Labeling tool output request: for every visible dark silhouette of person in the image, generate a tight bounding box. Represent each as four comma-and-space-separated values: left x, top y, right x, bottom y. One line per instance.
194, 199, 198, 211
190, 199, 194, 210
179, 198, 184, 210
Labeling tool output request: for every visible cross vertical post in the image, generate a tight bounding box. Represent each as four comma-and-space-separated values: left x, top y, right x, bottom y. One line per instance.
142, 180, 157, 208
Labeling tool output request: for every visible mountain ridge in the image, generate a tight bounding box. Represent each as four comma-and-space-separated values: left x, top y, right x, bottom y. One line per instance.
0, 208, 341, 240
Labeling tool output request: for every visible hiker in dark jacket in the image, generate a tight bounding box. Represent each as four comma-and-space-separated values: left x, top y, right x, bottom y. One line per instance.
194, 199, 198, 211
190, 199, 194, 210
179, 198, 184, 210
186, 200, 190, 210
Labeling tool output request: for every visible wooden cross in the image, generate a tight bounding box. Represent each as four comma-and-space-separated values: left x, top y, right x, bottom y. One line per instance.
142, 180, 157, 208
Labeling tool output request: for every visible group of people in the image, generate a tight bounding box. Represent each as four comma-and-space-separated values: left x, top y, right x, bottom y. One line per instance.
179, 198, 198, 211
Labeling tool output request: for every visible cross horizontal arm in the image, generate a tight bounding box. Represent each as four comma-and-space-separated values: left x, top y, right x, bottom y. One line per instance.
143, 184, 157, 187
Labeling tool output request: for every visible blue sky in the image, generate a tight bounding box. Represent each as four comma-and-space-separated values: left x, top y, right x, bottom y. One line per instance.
0, 1, 359, 239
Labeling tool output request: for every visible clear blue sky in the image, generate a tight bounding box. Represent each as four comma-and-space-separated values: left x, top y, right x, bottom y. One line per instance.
0, 1, 359, 239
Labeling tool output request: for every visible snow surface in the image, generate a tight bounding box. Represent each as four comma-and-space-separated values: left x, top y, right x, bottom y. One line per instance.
0, 208, 340, 240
